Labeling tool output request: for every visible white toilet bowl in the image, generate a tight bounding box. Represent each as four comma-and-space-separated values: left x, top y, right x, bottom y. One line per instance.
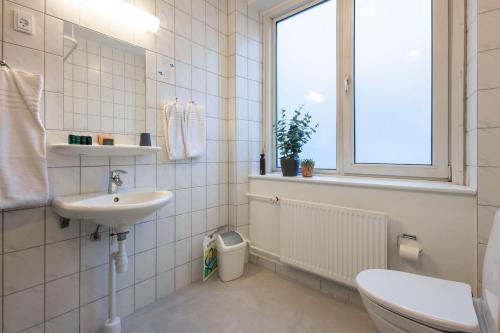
357, 269, 482, 333
357, 211, 500, 333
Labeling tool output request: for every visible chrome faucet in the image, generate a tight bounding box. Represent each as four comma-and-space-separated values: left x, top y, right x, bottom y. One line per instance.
108, 170, 127, 194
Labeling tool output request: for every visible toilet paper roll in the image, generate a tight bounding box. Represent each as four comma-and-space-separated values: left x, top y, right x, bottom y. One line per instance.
399, 244, 421, 262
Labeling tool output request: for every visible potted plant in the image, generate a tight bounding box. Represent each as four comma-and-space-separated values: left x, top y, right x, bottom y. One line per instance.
274, 107, 318, 176
301, 159, 315, 177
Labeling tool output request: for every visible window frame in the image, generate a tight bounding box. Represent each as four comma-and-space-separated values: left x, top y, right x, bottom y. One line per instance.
263, 0, 464, 183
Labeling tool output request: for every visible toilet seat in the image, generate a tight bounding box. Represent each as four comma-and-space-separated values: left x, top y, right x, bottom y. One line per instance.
356, 269, 480, 333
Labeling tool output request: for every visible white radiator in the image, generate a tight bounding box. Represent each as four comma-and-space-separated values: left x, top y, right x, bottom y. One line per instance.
279, 198, 388, 287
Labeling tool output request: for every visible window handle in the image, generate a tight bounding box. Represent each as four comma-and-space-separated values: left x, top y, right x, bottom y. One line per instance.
344, 75, 350, 94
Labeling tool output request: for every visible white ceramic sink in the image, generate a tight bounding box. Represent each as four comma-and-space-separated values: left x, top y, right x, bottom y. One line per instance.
53, 190, 172, 226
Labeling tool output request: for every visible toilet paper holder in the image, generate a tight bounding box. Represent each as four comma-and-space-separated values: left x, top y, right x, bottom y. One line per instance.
397, 233, 423, 254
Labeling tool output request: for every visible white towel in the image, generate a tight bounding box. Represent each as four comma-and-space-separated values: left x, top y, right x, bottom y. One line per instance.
0, 67, 48, 209
183, 102, 206, 158
162, 101, 186, 160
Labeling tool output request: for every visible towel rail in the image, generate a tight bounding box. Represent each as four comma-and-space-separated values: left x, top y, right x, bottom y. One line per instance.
162, 98, 199, 107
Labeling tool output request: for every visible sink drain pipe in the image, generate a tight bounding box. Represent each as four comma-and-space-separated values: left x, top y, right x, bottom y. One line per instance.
104, 227, 129, 333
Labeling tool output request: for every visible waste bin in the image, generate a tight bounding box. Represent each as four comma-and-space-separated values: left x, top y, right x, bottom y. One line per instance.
216, 231, 247, 282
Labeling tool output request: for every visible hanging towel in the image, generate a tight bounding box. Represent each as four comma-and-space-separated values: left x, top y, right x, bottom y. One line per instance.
162, 100, 186, 160
0, 67, 48, 209
183, 102, 206, 158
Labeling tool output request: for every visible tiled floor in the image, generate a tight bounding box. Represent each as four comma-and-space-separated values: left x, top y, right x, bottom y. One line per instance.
122, 264, 377, 333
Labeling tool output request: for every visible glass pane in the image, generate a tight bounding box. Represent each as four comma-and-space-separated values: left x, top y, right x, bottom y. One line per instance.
276, 0, 337, 169
354, 0, 432, 165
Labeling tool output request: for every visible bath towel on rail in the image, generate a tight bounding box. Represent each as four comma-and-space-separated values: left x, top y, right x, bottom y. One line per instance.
183, 101, 206, 158
162, 100, 186, 160
0, 66, 48, 209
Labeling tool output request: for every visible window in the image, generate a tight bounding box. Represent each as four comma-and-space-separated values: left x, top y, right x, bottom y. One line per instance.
269, 0, 455, 180
275, 0, 337, 169
354, 0, 432, 165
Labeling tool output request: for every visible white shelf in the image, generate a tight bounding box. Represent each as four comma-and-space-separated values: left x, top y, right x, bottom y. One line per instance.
50, 143, 160, 157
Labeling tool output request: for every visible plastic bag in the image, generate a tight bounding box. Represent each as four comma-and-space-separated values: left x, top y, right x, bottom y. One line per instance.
203, 234, 218, 281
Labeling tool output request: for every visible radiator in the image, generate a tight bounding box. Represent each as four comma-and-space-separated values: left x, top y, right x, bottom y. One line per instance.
279, 198, 388, 287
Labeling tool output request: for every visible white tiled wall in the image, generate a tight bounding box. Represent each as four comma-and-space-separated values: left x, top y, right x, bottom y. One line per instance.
227, 1, 262, 235
0, 0, 237, 332
467, 0, 500, 292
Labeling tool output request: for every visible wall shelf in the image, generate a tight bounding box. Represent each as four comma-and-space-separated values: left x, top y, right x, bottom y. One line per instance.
50, 143, 160, 157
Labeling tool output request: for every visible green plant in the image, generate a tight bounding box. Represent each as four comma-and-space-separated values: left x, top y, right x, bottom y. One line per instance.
274, 106, 318, 159
301, 159, 315, 167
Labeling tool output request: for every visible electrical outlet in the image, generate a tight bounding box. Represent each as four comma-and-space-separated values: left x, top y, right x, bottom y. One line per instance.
13, 9, 33, 35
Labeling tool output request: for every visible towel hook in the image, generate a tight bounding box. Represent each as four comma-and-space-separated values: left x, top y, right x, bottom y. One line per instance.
0, 60, 10, 68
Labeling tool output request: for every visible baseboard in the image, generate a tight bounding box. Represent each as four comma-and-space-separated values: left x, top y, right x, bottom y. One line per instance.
248, 246, 365, 310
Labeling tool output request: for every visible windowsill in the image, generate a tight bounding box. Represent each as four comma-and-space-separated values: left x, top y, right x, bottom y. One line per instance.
248, 173, 476, 196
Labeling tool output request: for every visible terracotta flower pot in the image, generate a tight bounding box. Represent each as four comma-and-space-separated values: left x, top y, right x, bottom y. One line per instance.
301, 165, 314, 177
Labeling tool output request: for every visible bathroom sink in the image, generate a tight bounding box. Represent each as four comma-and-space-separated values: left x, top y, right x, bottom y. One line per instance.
52, 190, 172, 226
53, 190, 172, 333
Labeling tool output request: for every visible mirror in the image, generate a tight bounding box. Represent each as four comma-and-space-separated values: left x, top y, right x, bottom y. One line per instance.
62, 22, 146, 135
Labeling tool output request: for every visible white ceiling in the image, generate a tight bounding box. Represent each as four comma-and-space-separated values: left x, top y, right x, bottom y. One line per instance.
248, 0, 286, 11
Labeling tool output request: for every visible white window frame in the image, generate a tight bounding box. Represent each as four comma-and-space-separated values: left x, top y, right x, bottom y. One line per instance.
263, 0, 465, 183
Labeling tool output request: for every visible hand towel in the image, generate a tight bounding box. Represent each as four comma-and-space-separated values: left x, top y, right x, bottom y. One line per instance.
183, 102, 206, 158
0, 67, 48, 209
162, 101, 186, 160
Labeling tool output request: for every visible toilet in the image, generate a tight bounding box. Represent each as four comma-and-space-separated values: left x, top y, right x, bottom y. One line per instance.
357, 211, 500, 333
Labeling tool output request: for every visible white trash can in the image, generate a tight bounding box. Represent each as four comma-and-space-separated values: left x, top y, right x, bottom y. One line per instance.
216, 231, 247, 282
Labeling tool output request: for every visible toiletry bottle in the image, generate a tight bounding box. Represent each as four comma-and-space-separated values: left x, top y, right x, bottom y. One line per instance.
260, 153, 266, 175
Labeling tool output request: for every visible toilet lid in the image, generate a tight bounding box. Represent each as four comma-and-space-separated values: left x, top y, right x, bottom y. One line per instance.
356, 269, 479, 333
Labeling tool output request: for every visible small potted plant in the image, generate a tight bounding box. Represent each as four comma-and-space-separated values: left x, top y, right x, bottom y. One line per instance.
301, 159, 315, 177
274, 107, 318, 176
